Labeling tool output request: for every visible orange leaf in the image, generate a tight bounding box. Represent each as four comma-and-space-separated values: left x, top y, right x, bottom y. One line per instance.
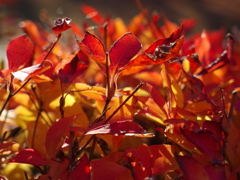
45, 115, 79, 157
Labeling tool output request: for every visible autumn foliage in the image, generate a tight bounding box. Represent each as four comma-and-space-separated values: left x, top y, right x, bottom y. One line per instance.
1, 3, 240, 180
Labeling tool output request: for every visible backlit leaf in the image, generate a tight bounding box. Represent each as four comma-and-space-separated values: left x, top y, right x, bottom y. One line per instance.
182, 69, 216, 107
125, 25, 183, 68
59, 51, 88, 88
78, 31, 105, 64
45, 115, 79, 157
181, 128, 224, 163
86, 120, 146, 135
11, 149, 49, 166
81, 4, 104, 25
109, 32, 141, 71
12, 60, 53, 81
7, 35, 34, 72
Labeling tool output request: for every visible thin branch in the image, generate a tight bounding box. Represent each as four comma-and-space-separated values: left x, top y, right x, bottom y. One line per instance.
226, 90, 238, 133
0, 103, 9, 138
43, 33, 62, 61
23, 171, 29, 180
89, 136, 97, 161
31, 112, 41, 148
219, 86, 227, 118
104, 81, 144, 124
75, 135, 95, 160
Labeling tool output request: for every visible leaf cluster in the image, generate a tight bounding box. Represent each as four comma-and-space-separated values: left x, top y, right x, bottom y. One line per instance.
0, 4, 240, 180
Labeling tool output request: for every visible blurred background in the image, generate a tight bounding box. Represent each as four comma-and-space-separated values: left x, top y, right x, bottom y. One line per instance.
1, 0, 240, 61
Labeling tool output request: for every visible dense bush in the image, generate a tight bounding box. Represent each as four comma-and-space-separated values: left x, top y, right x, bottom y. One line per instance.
0, 4, 240, 180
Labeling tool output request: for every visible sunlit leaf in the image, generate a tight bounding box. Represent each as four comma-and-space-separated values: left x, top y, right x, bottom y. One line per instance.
182, 69, 216, 107
197, 50, 229, 76
109, 32, 141, 71
86, 120, 146, 135
11, 149, 49, 166
77, 31, 105, 64
45, 115, 79, 157
59, 51, 88, 88
7, 35, 34, 72
52, 17, 72, 35
125, 25, 184, 68
181, 128, 224, 163
80, 4, 104, 25
12, 60, 52, 81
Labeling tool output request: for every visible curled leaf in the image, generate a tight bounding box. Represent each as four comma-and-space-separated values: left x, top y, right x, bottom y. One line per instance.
52, 17, 72, 35
126, 25, 184, 68
197, 50, 229, 76
59, 50, 88, 88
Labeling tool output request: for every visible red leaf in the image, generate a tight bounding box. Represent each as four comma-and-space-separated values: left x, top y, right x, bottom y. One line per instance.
125, 144, 152, 179
182, 69, 216, 107
149, 145, 178, 175
70, 153, 90, 180
0, 142, 14, 150
125, 25, 183, 68
184, 53, 202, 73
12, 60, 53, 81
181, 128, 224, 163
48, 157, 70, 180
204, 165, 227, 180
164, 119, 200, 132
78, 31, 105, 64
59, 51, 88, 88
7, 34, 34, 72
202, 118, 227, 147
91, 159, 133, 180
109, 32, 141, 71
52, 17, 72, 36
71, 22, 84, 38
176, 155, 210, 180
11, 148, 49, 166
45, 115, 79, 157
80, 4, 104, 25
197, 50, 229, 76
146, 83, 168, 117
85, 120, 146, 135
